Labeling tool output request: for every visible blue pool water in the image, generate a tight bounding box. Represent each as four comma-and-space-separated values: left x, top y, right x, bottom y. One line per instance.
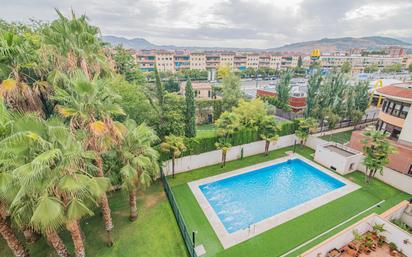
199, 159, 345, 233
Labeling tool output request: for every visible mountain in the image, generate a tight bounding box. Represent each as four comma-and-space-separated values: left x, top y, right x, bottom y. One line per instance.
102, 36, 157, 49
102, 35, 412, 53
268, 36, 412, 53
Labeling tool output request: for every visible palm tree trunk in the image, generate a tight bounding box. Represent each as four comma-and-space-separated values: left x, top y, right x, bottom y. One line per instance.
0, 218, 29, 257
95, 156, 114, 247
172, 156, 175, 178
45, 230, 71, 257
128, 189, 138, 221
67, 221, 85, 257
265, 141, 270, 156
222, 152, 227, 167
364, 167, 368, 184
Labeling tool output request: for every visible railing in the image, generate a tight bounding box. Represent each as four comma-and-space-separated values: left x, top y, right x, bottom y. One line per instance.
160, 168, 198, 257
316, 116, 378, 133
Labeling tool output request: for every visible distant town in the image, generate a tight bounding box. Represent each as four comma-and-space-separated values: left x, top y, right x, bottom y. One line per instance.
133, 46, 410, 73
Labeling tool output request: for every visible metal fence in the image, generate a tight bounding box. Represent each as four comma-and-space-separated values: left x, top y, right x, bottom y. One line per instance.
160, 168, 198, 257
316, 115, 378, 133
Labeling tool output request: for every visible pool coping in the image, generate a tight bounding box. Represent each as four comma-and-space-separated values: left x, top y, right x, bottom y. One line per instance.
188, 154, 360, 249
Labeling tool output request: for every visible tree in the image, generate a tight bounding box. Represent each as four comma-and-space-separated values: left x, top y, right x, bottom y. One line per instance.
232, 99, 267, 130
119, 120, 159, 221
361, 129, 396, 183
112, 45, 145, 84
353, 81, 369, 113
364, 64, 379, 73
259, 115, 279, 156
383, 63, 403, 73
351, 110, 364, 129
222, 73, 242, 111
161, 93, 185, 137
295, 118, 318, 145
217, 64, 232, 80
323, 107, 341, 130
276, 72, 291, 111
42, 10, 110, 79
160, 135, 186, 178
215, 140, 231, 167
184, 80, 196, 137
305, 72, 322, 117
408, 63, 412, 73
341, 61, 352, 73
215, 112, 240, 138
109, 76, 157, 125
53, 70, 125, 246
164, 77, 180, 93
0, 31, 45, 115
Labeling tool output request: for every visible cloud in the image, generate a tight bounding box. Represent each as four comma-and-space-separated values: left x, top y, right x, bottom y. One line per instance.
1, 0, 411, 48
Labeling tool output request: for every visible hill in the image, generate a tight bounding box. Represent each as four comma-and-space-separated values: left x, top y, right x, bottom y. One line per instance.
102, 35, 412, 53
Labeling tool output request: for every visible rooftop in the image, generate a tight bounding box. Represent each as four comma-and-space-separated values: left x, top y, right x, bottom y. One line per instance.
376, 82, 412, 101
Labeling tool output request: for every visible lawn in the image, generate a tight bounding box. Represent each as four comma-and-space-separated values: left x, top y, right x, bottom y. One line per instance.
196, 124, 217, 139
170, 146, 411, 257
320, 130, 354, 144
0, 182, 188, 257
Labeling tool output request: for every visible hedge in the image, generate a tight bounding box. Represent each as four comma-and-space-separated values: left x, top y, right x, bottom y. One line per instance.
159, 121, 298, 161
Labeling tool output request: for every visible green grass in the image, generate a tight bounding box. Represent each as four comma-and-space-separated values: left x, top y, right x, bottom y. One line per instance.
170, 146, 411, 257
0, 182, 188, 257
196, 124, 217, 139
320, 130, 354, 144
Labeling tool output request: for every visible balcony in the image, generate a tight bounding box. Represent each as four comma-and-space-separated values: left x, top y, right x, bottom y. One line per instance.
378, 112, 405, 128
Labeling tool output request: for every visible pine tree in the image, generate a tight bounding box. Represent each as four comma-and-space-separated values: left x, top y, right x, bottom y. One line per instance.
184, 80, 196, 137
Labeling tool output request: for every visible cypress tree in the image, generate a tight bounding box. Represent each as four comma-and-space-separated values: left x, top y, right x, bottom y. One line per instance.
185, 80, 196, 137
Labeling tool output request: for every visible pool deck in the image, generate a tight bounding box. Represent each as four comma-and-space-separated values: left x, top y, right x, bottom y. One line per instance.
188, 154, 360, 249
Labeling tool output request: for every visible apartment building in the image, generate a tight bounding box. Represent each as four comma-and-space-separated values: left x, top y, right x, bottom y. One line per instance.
320, 55, 403, 71
155, 51, 175, 72
134, 48, 407, 73
349, 82, 412, 175
246, 54, 260, 69
189, 52, 206, 70
219, 52, 235, 68
174, 50, 190, 71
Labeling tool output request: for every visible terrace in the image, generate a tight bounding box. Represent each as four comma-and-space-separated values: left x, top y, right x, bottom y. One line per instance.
168, 146, 411, 257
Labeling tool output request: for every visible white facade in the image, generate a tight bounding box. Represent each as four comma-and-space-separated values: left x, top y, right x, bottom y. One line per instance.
314, 142, 363, 175
190, 53, 206, 70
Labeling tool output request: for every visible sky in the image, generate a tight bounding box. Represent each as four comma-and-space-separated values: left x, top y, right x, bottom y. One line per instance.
2, 0, 412, 48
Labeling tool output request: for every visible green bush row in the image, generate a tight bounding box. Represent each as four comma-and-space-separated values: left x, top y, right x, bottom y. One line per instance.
159, 121, 298, 161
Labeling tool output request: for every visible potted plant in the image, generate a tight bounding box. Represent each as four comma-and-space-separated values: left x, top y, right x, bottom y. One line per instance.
389, 242, 398, 256
327, 248, 342, 257
378, 235, 386, 247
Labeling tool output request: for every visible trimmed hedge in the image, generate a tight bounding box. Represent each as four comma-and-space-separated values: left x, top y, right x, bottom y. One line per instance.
159, 121, 298, 161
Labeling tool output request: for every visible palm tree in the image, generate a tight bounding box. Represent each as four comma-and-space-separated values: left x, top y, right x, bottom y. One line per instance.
160, 135, 186, 178
295, 118, 318, 146
119, 120, 159, 221
215, 140, 232, 167
0, 31, 44, 114
259, 115, 279, 156
42, 10, 111, 79
2, 115, 110, 257
53, 70, 124, 246
361, 128, 396, 183
0, 217, 30, 257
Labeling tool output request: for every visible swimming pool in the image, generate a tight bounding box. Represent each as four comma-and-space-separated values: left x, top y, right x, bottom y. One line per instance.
199, 158, 345, 233
189, 155, 359, 248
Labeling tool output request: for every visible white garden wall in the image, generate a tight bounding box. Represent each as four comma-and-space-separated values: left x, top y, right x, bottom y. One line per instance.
162, 134, 296, 175
357, 164, 412, 195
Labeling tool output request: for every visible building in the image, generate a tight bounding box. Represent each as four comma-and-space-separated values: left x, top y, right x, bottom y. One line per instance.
133, 48, 408, 74
180, 82, 213, 99
256, 89, 306, 113
155, 51, 175, 73
189, 52, 206, 70
348, 82, 412, 175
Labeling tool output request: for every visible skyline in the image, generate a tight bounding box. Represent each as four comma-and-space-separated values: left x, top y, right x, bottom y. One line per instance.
1, 0, 412, 48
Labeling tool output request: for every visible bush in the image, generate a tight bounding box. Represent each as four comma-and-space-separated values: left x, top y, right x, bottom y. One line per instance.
159, 121, 298, 160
